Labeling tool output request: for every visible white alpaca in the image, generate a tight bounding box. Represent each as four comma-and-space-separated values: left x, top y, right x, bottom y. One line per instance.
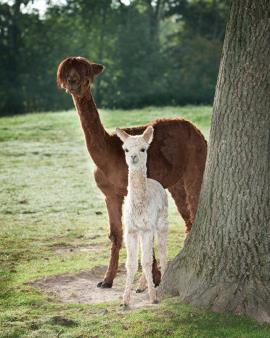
116, 126, 168, 306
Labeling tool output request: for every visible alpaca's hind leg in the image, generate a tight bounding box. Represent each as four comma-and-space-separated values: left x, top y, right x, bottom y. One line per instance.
168, 178, 192, 234
184, 162, 205, 230
181, 144, 206, 233
157, 237, 167, 277
123, 232, 139, 306
140, 232, 158, 304
157, 220, 168, 277
136, 252, 161, 293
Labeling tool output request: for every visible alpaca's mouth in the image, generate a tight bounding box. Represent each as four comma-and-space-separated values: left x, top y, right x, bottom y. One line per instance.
131, 158, 139, 165
68, 84, 80, 94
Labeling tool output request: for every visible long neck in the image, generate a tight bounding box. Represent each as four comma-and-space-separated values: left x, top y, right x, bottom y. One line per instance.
72, 90, 110, 170
128, 167, 147, 202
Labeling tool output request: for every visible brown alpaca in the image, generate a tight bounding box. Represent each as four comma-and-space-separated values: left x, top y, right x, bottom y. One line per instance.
57, 56, 207, 288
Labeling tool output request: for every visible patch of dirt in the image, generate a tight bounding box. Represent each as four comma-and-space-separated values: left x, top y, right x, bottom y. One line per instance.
29, 265, 158, 309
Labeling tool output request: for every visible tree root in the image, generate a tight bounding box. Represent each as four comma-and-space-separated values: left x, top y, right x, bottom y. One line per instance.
159, 261, 270, 323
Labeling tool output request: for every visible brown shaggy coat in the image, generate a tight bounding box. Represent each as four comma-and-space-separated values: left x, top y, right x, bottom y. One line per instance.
57, 57, 207, 288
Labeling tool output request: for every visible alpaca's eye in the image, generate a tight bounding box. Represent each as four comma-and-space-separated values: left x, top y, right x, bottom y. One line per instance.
124, 148, 129, 153
140, 148, 145, 152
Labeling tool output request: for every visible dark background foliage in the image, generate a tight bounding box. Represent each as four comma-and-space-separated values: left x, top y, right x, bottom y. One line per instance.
0, 0, 230, 115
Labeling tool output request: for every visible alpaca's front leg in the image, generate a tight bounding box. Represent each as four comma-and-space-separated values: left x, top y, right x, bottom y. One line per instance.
157, 229, 168, 277
140, 231, 158, 304
123, 232, 138, 307
94, 169, 124, 288
101, 195, 124, 288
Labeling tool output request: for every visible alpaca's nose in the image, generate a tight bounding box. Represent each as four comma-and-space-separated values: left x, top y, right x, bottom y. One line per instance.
68, 79, 76, 85
131, 155, 138, 163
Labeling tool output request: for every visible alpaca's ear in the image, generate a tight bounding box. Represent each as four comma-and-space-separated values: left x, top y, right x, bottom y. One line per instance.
143, 126, 154, 144
116, 128, 129, 142
91, 63, 105, 76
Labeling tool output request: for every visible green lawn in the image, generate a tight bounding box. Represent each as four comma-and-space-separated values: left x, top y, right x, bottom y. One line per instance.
1, 106, 269, 338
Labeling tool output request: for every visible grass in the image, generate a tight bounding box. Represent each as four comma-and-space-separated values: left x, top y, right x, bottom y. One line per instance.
0, 105, 269, 337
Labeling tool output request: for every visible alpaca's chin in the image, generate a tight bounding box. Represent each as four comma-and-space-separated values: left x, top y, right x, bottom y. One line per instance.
69, 85, 80, 93
68, 86, 82, 96
68, 84, 91, 97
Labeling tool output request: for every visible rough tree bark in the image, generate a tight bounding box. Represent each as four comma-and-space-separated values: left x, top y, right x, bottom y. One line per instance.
160, 0, 270, 323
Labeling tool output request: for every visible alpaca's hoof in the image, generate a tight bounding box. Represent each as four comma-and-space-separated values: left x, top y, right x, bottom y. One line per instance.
136, 288, 145, 293
152, 299, 159, 304
120, 303, 130, 310
97, 281, 113, 288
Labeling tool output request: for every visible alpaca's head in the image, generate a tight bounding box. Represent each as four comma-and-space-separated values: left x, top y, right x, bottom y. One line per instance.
116, 126, 154, 170
57, 56, 104, 97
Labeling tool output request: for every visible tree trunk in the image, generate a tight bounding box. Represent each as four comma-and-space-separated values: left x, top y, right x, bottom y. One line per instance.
9, 0, 23, 113
160, 0, 270, 323
95, 3, 108, 105
144, 0, 164, 42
